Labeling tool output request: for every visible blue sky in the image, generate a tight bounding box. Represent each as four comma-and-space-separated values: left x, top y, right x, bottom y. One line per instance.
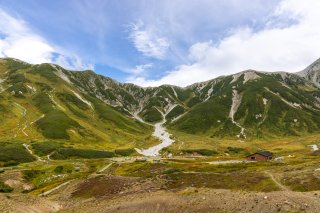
1, 0, 320, 86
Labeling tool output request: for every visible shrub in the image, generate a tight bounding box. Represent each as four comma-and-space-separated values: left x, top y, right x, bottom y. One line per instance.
51, 148, 115, 160
166, 105, 185, 122
0, 181, 13, 193
23, 170, 43, 181
141, 107, 163, 123
226, 147, 249, 155
0, 142, 35, 165
182, 149, 218, 156
32, 141, 63, 156
54, 166, 64, 173
29, 64, 60, 82
115, 148, 136, 156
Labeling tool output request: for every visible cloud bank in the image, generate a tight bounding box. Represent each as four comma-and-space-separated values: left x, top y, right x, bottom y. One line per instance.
129, 0, 320, 87
129, 21, 169, 59
0, 9, 92, 70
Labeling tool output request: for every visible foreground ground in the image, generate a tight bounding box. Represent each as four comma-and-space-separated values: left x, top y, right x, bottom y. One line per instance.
1, 133, 320, 212
1, 147, 320, 213
2, 187, 320, 213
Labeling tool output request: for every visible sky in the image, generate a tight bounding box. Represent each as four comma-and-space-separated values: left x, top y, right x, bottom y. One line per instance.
1, 0, 320, 87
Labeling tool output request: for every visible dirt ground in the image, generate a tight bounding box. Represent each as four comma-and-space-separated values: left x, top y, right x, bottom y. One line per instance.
59, 189, 320, 213
2, 174, 320, 213
0, 193, 61, 212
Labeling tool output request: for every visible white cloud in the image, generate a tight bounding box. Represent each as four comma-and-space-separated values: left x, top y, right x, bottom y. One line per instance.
130, 63, 153, 75
0, 8, 92, 70
130, 0, 320, 87
53, 53, 94, 71
129, 21, 169, 59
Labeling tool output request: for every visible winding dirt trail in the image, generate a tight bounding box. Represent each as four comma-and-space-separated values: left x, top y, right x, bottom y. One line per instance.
40, 180, 73, 197
98, 162, 113, 173
265, 171, 290, 191
23, 143, 43, 162
13, 102, 28, 138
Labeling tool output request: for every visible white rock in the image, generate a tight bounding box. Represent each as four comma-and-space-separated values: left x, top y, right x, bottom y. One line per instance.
263, 98, 268, 105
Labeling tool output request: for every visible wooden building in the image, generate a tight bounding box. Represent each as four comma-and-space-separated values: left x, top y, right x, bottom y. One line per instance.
246, 151, 273, 161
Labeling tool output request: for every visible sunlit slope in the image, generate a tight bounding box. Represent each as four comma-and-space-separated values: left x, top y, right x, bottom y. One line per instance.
0, 58, 152, 148
1, 57, 320, 142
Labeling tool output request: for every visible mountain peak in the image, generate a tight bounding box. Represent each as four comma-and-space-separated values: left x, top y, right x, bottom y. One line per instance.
296, 58, 320, 86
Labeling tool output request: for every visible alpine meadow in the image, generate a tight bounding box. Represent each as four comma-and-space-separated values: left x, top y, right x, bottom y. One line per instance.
1, 0, 320, 212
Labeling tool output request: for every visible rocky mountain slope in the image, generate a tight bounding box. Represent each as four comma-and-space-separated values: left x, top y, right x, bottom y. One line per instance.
1, 57, 320, 144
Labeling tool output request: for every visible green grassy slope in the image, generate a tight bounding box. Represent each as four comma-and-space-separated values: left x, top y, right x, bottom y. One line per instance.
0, 58, 153, 151
1, 57, 320, 155
170, 72, 320, 139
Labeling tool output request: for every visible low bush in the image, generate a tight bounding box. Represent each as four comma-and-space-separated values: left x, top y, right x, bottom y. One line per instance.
23, 170, 43, 181
51, 148, 115, 160
115, 148, 136, 156
141, 107, 163, 123
0, 181, 13, 193
54, 166, 64, 173
182, 149, 218, 156
31, 141, 63, 156
226, 147, 249, 155
0, 142, 35, 165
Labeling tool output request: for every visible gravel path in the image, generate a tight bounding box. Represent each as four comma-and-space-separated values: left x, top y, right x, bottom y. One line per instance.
265, 171, 290, 191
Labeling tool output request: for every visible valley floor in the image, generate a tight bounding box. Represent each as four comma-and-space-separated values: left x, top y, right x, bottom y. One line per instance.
1, 151, 320, 212
1, 131, 320, 212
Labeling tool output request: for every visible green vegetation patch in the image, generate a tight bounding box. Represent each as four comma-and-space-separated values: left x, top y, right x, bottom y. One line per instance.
113, 162, 168, 177
0, 142, 35, 166
36, 110, 80, 139
182, 149, 218, 156
31, 141, 64, 156
54, 165, 64, 173
51, 148, 115, 160
140, 107, 162, 123
8, 73, 27, 84
86, 95, 149, 134
115, 148, 137, 156
282, 171, 320, 192
166, 105, 185, 122
171, 97, 230, 134
0, 181, 13, 193
3, 58, 30, 72
164, 172, 279, 192
7, 83, 28, 98
226, 147, 250, 155
57, 92, 89, 111
186, 96, 201, 107
162, 168, 181, 174
23, 170, 44, 181
29, 64, 60, 82
33, 93, 82, 139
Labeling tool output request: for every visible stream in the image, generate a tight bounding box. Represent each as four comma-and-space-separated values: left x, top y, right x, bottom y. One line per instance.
135, 106, 176, 157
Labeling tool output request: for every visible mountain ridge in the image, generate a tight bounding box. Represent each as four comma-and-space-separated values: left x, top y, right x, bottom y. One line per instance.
1, 57, 320, 144
3, 57, 320, 89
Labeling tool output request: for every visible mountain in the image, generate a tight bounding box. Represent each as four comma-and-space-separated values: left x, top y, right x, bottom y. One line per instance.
0, 58, 153, 150
1, 57, 320, 146
296, 58, 320, 86
171, 69, 320, 139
